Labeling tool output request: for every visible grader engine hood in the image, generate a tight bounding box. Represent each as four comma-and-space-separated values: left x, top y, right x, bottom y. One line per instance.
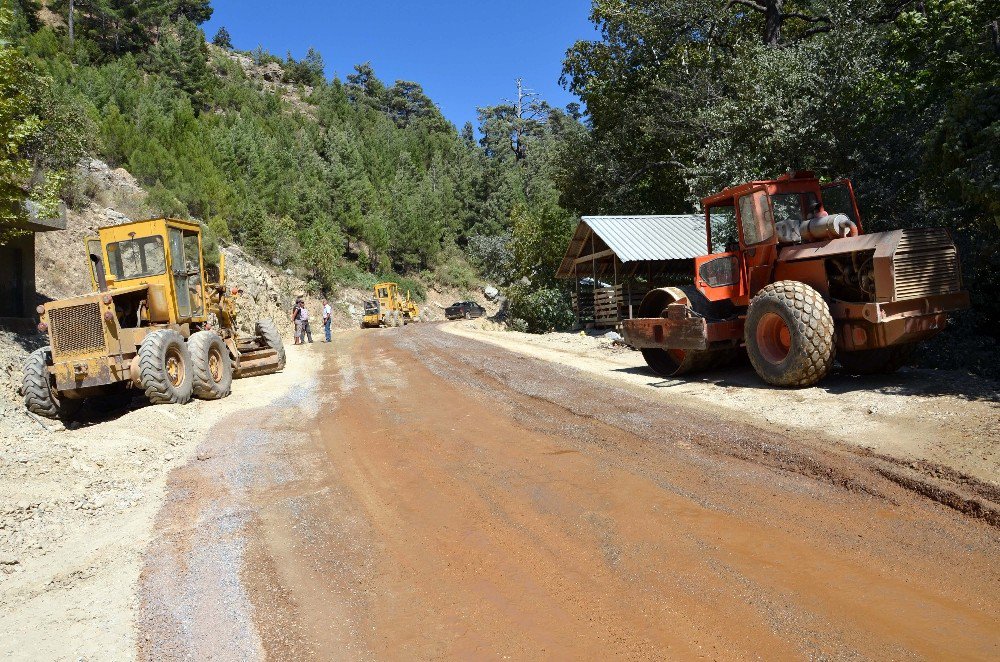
38, 283, 171, 393
39, 293, 117, 392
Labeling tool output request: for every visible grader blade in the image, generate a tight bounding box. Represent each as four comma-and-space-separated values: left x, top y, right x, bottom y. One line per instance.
234, 348, 283, 377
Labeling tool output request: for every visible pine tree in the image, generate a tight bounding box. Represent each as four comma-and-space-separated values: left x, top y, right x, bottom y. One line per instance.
212, 25, 232, 49
169, 0, 212, 24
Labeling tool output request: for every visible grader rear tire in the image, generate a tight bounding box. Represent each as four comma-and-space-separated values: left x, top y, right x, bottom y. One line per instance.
838, 343, 914, 375
23, 347, 82, 421
138, 329, 194, 405
255, 320, 286, 371
189, 331, 233, 400
745, 281, 834, 387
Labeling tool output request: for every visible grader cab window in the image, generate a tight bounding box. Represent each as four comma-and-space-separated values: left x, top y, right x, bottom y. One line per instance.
169, 227, 205, 319
107, 236, 166, 280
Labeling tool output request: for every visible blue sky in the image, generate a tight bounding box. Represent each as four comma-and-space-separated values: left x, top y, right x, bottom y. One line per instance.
203, 0, 600, 130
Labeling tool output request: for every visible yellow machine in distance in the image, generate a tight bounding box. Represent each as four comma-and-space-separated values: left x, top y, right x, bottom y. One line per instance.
24, 218, 286, 420
361, 282, 425, 328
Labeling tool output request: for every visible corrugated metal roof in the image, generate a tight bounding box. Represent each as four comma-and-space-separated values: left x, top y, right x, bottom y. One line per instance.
583, 215, 706, 262
556, 215, 706, 278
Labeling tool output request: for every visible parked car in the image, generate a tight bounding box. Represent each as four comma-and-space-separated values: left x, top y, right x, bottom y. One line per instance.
445, 301, 486, 320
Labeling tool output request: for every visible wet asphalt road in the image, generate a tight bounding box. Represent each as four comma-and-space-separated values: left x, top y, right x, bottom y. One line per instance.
137, 323, 1000, 660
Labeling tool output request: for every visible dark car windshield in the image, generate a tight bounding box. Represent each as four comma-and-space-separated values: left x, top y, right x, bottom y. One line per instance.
450, 302, 462, 307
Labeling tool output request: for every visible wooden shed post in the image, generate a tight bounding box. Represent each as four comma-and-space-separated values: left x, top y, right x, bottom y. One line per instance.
613, 254, 619, 323
591, 233, 599, 328
574, 263, 580, 326
627, 274, 633, 319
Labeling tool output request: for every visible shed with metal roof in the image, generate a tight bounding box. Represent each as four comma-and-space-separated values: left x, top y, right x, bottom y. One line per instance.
556, 214, 707, 327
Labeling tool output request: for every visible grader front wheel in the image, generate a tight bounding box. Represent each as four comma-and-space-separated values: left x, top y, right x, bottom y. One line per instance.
138, 329, 194, 405
23, 347, 82, 421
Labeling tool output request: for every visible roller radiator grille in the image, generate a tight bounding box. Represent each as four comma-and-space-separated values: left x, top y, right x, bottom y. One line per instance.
892, 229, 961, 300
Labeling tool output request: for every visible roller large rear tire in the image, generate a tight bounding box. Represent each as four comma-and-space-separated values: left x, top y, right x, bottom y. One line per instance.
23, 347, 82, 421
745, 281, 834, 387
138, 330, 194, 405
189, 331, 233, 400
255, 320, 286, 371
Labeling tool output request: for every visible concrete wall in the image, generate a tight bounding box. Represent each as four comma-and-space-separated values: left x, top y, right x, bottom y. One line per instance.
0, 234, 37, 331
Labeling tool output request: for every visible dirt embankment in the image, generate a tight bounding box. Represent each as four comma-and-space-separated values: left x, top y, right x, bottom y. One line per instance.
444, 322, 1000, 488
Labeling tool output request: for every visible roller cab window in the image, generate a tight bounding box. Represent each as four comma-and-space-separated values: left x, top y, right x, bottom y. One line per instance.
737, 190, 775, 246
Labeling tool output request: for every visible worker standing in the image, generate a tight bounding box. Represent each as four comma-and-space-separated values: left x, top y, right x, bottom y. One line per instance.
322, 298, 332, 342
291, 299, 305, 345
300, 301, 314, 343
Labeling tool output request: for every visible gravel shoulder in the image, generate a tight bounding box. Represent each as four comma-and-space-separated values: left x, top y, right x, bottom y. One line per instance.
442, 321, 1000, 487
0, 346, 320, 661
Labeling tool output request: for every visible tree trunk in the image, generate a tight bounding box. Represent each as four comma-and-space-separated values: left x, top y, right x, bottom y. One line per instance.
68, 0, 74, 48
764, 0, 783, 46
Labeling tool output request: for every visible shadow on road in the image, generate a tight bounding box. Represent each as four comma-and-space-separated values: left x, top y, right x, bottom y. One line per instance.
614, 363, 1000, 403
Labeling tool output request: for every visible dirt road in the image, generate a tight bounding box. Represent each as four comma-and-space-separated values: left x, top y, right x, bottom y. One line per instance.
138, 324, 999, 660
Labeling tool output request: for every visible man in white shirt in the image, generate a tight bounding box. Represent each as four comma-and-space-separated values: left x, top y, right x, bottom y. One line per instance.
322, 298, 333, 342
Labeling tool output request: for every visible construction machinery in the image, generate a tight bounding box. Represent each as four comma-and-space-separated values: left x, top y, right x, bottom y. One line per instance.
361, 282, 425, 327
24, 218, 286, 420
621, 172, 970, 387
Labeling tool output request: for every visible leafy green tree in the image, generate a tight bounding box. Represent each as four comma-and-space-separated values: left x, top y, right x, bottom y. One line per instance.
284, 46, 325, 86
477, 79, 549, 162
0, 9, 63, 243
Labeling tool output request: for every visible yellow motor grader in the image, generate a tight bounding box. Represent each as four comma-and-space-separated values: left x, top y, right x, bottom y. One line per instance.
360, 281, 426, 327
24, 218, 285, 420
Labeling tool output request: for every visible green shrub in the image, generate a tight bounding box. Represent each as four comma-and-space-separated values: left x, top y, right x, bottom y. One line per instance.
329, 262, 379, 293
431, 247, 478, 290
506, 285, 574, 334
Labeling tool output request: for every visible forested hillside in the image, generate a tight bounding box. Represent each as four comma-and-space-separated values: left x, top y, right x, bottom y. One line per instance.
1, 0, 583, 324
1, 0, 997, 367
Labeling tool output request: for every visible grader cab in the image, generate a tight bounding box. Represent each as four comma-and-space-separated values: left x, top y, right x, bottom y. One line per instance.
361, 282, 424, 328
24, 218, 286, 420
621, 172, 970, 387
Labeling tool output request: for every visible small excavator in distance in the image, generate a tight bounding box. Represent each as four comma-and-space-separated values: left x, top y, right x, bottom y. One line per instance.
24, 218, 286, 420
621, 172, 970, 387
